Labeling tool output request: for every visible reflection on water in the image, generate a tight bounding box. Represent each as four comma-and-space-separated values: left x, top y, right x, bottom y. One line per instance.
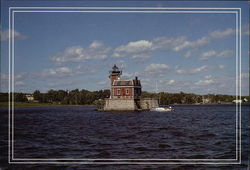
0, 105, 249, 169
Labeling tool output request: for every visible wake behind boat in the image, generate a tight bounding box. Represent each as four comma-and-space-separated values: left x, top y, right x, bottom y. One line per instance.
150, 106, 173, 112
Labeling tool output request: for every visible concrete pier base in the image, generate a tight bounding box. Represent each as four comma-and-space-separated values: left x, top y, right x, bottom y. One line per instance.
103, 98, 158, 111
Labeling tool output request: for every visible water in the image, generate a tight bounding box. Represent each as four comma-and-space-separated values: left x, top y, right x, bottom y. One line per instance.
0, 105, 249, 169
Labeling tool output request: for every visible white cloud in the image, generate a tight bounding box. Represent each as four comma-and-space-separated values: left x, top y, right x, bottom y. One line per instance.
115, 60, 128, 69
131, 54, 151, 60
200, 50, 233, 60
113, 40, 153, 56
205, 75, 212, 79
112, 27, 235, 60
51, 41, 111, 63
176, 69, 185, 74
15, 81, 25, 86
200, 50, 217, 60
210, 28, 235, 39
242, 24, 249, 35
122, 72, 133, 78
176, 65, 209, 74
158, 28, 234, 53
158, 79, 175, 85
189, 65, 209, 74
47, 79, 79, 87
241, 73, 249, 79
97, 80, 110, 89
173, 36, 210, 52
113, 37, 186, 59
89, 41, 104, 49
112, 36, 194, 59
74, 63, 107, 75
218, 50, 233, 57
152, 36, 187, 51
112, 52, 123, 58
57, 67, 71, 73
15, 73, 28, 79
174, 28, 234, 52
122, 72, 140, 79
97, 81, 107, 86
1, 73, 28, 90
183, 51, 193, 58
1, 73, 9, 88
113, 36, 186, 53
219, 65, 225, 69
140, 78, 151, 86
155, 79, 175, 91
1, 73, 28, 82
1, 73, 8, 80
39, 67, 72, 78
195, 79, 214, 86
195, 36, 211, 46
172, 40, 191, 52
167, 79, 175, 85
144, 63, 170, 74
0, 29, 26, 41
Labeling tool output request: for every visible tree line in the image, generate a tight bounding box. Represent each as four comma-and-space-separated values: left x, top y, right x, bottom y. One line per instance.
142, 91, 249, 105
0, 89, 110, 105
0, 89, 249, 105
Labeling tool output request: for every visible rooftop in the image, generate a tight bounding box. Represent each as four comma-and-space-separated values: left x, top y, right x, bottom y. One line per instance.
113, 78, 141, 87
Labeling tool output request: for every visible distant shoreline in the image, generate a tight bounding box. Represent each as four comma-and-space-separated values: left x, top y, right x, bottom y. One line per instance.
0, 102, 248, 108
0, 102, 96, 108
170, 103, 249, 106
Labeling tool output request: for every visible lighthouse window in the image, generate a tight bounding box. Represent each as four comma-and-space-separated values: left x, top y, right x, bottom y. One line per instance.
126, 89, 129, 95
117, 89, 120, 95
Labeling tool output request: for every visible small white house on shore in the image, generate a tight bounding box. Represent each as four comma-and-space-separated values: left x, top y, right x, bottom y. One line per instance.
25, 94, 34, 101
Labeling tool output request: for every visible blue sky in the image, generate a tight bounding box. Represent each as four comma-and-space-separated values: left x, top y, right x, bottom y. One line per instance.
0, 1, 249, 95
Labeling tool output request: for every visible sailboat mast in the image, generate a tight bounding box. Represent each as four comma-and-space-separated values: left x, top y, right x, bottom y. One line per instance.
155, 81, 160, 105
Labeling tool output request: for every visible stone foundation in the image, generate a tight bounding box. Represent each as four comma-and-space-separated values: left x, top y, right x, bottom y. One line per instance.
103, 98, 158, 111
104, 98, 136, 111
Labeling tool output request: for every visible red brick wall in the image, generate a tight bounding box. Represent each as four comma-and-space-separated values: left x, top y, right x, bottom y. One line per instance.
114, 87, 133, 96
114, 88, 118, 96
129, 88, 133, 96
111, 75, 118, 85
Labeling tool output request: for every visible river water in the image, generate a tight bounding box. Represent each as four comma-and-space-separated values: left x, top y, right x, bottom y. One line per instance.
0, 105, 249, 169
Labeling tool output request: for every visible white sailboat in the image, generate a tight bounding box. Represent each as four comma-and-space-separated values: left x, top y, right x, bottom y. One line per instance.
150, 81, 173, 112
150, 106, 173, 112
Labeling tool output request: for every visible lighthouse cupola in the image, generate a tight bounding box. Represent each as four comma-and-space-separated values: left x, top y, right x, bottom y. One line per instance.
109, 64, 122, 86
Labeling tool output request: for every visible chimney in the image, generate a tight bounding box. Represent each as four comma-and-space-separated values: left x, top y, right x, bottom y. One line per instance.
135, 76, 138, 85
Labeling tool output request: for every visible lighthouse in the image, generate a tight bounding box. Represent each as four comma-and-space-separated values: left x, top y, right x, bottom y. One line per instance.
103, 64, 158, 111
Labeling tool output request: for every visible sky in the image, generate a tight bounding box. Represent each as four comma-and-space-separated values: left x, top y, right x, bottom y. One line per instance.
0, 1, 249, 95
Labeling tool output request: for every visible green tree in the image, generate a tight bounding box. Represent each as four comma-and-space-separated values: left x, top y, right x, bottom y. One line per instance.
0, 93, 8, 102
14, 93, 28, 102
33, 90, 42, 101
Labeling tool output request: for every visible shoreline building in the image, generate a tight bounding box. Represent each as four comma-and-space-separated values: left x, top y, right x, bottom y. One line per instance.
104, 65, 158, 111
25, 94, 34, 101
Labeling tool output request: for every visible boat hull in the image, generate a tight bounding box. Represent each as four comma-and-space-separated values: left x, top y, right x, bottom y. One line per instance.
150, 107, 173, 112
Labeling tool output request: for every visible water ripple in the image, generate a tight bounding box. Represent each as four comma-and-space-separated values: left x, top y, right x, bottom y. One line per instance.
0, 105, 248, 169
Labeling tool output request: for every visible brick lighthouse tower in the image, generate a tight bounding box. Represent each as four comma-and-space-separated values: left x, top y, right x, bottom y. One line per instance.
109, 64, 122, 91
